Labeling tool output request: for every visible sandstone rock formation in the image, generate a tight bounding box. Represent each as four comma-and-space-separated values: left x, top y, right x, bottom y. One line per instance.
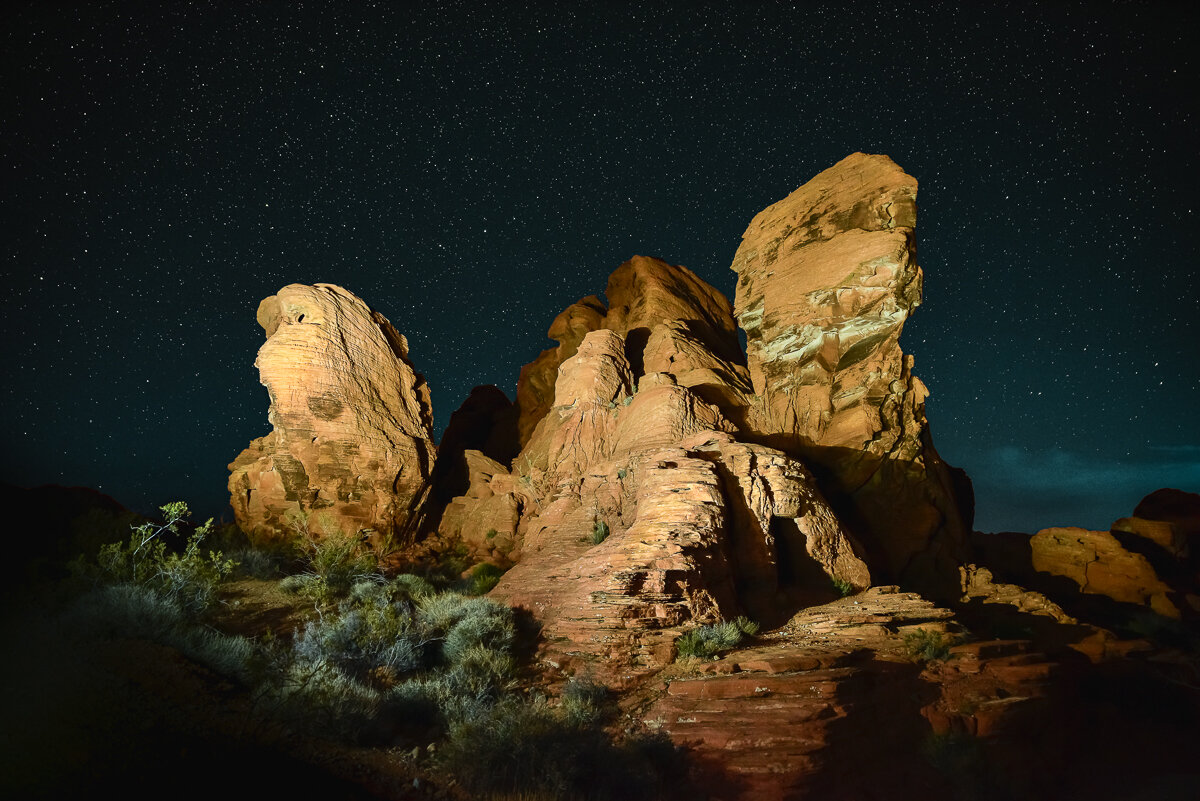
968, 489, 1200, 628
729, 152, 971, 592
643, 587, 1069, 801
227, 283, 436, 544
508, 255, 753, 448
480, 275, 870, 678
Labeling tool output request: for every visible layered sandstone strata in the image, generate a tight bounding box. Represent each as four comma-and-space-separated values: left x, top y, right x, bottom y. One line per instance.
730, 152, 971, 591
227, 283, 436, 544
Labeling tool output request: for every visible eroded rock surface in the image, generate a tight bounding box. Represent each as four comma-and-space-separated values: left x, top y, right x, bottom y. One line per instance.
730, 152, 971, 591
1031, 526, 1181, 618
228, 284, 435, 544
489, 320, 867, 680
642, 588, 1064, 801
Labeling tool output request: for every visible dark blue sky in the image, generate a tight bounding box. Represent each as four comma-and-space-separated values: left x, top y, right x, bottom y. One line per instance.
3, 1, 1197, 533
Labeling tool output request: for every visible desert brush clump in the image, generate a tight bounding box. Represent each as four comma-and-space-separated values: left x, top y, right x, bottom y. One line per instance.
80, 501, 237, 618
52, 507, 694, 794
437, 690, 687, 801
675, 616, 759, 660
274, 577, 521, 738
279, 525, 380, 605
903, 628, 954, 663
590, 518, 610, 545
467, 562, 506, 595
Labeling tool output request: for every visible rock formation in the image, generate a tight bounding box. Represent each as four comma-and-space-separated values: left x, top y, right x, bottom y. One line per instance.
477, 262, 869, 678
227, 283, 436, 545
729, 152, 972, 592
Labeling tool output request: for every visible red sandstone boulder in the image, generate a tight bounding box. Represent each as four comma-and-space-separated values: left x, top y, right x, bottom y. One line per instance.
227, 284, 436, 545
729, 152, 971, 592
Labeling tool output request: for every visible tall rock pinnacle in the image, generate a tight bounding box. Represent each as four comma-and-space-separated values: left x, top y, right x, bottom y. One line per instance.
227, 283, 436, 544
731, 153, 972, 591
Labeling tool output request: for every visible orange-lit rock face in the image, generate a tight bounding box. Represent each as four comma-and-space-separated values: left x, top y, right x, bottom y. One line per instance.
227, 283, 435, 544
731, 153, 970, 590
1030, 526, 1178, 616
509, 255, 751, 448
488, 321, 868, 679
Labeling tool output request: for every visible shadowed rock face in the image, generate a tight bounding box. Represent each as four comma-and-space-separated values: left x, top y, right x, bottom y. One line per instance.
730, 152, 971, 592
227, 283, 435, 545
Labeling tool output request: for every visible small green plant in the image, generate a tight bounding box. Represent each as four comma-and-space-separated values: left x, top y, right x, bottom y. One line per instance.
467, 562, 506, 595
675, 618, 757, 660
903, 628, 953, 663
485, 528, 498, 540
590, 519, 610, 545
832, 577, 855, 597
617, 468, 628, 479
622, 395, 633, 406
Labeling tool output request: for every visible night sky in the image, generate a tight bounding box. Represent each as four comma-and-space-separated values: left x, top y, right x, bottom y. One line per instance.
4, 1, 1197, 534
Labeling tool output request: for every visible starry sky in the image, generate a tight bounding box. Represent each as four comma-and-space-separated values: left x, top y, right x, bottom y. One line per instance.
3, 1, 1197, 534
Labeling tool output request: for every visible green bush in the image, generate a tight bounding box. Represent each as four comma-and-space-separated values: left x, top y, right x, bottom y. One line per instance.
590, 519, 610, 545
467, 562, 506, 595
675, 618, 757, 660
903, 629, 953, 663
832, 577, 855, 597
88, 501, 236, 617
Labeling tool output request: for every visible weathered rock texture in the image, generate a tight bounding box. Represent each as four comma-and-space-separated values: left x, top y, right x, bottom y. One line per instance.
642, 588, 1071, 801
482, 262, 870, 679
729, 152, 971, 591
508, 256, 753, 448
227, 283, 435, 544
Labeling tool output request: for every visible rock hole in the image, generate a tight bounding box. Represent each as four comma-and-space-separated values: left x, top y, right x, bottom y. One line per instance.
297, 314, 305, 323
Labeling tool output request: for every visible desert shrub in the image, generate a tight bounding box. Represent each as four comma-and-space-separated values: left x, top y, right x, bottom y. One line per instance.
68, 583, 185, 640
66, 584, 257, 683
228, 546, 286, 579
561, 676, 613, 726
87, 501, 236, 617
265, 658, 390, 742
832, 577, 855, 597
467, 562, 506, 595
442, 603, 517, 664
297, 530, 379, 601
675, 618, 756, 660
389, 572, 436, 600
590, 519, 610, 545
903, 628, 953, 663
293, 600, 428, 682
438, 695, 684, 801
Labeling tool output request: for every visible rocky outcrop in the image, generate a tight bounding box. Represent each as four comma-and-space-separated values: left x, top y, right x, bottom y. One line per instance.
643, 588, 1067, 801
1031, 526, 1182, 618
512, 295, 606, 447
508, 255, 754, 448
435, 450, 523, 564
489, 319, 868, 679
227, 283, 436, 545
729, 152, 971, 592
